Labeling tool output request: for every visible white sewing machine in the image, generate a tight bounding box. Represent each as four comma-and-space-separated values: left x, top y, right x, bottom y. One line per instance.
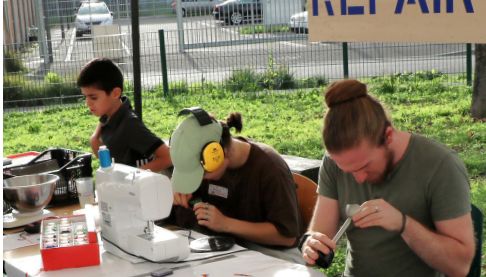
96, 163, 190, 263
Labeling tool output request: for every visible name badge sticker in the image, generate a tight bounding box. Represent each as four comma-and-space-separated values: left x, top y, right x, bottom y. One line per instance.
208, 184, 228, 199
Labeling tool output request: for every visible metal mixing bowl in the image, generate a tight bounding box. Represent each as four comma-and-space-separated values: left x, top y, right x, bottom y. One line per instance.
3, 174, 59, 213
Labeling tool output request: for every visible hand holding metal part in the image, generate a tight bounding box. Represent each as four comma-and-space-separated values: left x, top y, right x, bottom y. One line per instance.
315, 204, 361, 268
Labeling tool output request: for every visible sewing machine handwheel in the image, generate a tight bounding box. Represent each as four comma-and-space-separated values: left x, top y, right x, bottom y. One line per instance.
315, 249, 334, 269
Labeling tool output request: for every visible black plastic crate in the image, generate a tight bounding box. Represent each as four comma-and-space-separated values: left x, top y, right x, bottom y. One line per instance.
3, 148, 93, 208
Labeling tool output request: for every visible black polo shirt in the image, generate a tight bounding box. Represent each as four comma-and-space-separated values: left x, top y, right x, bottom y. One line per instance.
99, 96, 164, 168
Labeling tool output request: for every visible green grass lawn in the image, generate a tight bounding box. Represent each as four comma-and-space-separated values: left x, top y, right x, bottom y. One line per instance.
3, 76, 485, 276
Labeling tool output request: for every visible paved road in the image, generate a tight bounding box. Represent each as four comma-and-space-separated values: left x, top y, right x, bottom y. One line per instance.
22, 15, 474, 88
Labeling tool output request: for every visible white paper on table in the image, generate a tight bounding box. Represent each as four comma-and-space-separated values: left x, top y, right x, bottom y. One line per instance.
3, 232, 41, 252
183, 244, 248, 262
5, 249, 326, 277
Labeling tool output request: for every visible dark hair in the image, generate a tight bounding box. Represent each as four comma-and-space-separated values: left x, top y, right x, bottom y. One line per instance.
322, 79, 391, 153
77, 57, 124, 95
210, 112, 243, 149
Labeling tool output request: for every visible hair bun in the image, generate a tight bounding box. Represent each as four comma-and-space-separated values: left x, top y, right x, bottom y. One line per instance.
226, 112, 243, 133
325, 79, 368, 108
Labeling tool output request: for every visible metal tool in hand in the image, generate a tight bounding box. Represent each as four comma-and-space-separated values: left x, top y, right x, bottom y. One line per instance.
316, 204, 361, 268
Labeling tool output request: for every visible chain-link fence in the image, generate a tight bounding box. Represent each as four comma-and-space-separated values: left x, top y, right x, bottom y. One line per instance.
3, 0, 474, 113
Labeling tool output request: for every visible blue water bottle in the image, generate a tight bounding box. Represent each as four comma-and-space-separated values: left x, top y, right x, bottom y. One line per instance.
98, 145, 112, 168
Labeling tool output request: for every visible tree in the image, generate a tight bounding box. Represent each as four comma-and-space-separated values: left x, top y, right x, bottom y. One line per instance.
471, 44, 486, 119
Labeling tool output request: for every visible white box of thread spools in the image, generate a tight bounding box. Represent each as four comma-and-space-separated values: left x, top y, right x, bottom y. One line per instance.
40, 212, 100, 271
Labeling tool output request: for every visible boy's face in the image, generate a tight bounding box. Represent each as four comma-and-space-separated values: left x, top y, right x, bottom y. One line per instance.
81, 86, 122, 118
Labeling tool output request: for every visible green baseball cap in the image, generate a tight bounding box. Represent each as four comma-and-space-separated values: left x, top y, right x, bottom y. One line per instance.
170, 115, 223, 194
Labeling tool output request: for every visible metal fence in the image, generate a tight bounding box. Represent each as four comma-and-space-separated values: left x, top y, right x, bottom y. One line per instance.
3, 0, 475, 113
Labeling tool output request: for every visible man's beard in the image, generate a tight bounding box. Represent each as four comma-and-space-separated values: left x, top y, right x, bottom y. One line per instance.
368, 147, 395, 186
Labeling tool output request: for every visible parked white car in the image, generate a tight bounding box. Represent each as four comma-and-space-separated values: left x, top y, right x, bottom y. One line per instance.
75, 2, 113, 38
289, 11, 308, 34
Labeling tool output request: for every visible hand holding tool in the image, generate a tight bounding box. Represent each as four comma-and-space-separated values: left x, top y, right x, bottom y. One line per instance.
315, 204, 361, 268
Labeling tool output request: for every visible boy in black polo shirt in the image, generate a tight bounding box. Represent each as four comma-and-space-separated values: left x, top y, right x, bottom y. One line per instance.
77, 57, 172, 172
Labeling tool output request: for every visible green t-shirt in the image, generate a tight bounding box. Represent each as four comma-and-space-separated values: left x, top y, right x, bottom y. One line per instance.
318, 133, 471, 277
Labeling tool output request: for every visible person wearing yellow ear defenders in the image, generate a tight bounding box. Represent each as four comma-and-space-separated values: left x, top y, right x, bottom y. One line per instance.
168, 108, 306, 265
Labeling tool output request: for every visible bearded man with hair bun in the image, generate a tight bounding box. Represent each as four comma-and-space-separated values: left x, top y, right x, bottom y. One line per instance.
300, 79, 474, 277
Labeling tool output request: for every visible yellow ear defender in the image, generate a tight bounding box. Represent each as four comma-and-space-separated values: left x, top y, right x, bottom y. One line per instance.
200, 141, 224, 172
177, 107, 225, 173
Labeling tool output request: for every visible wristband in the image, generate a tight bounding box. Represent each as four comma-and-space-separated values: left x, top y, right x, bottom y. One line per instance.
298, 233, 312, 253
398, 212, 407, 235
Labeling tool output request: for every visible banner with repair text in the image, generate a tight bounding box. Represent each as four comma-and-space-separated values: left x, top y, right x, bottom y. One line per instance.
308, 0, 486, 43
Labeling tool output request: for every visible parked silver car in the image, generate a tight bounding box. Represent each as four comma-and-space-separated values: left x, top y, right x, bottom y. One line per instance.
172, 0, 223, 17
75, 2, 113, 37
213, 0, 262, 25
289, 11, 308, 34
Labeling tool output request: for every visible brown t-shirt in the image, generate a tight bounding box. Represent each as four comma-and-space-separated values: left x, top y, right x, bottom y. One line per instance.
171, 137, 306, 247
